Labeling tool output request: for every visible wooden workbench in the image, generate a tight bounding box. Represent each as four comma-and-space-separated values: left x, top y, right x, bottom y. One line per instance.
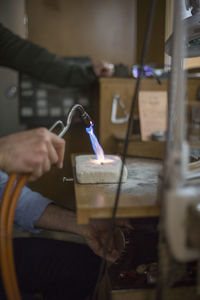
71, 155, 161, 224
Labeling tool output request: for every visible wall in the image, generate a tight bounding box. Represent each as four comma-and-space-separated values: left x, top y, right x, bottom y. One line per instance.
26, 0, 137, 66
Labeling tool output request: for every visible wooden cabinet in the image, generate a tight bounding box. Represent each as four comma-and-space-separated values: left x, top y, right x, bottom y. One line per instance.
98, 77, 168, 155
98, 77, 200, 156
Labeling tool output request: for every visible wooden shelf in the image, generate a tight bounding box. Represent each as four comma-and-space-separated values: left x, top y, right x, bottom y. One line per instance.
114, 133, 165, 159
187, 101, 200, 107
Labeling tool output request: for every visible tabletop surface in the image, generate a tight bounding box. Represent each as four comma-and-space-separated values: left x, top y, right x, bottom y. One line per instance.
71, 155, 162, 224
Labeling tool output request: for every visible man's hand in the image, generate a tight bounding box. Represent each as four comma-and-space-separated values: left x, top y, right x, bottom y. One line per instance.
93, 61, 114, 77
0, 128, 65, 181
80, 219, 134, 262
81, 220, 125, 262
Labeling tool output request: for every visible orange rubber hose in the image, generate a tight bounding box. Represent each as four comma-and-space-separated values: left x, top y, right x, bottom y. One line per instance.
0, 173, 18, 300
0, 174, 28, 300
0, 173, 17, 266
7, 174, 28, 300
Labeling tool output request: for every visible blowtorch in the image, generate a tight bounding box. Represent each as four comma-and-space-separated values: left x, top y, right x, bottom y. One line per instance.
49, 104, 93, 137
49, 103, 105, 162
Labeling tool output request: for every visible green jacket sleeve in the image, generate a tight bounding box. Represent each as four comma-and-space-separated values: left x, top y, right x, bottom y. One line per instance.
0, 23, 97, 87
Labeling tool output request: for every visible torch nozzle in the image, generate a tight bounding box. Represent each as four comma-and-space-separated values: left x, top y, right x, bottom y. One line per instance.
79, 110, 93, 127
55, 104, 93, 137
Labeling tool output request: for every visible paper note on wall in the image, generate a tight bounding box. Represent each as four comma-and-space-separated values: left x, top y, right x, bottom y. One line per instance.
139, 91, 168, 141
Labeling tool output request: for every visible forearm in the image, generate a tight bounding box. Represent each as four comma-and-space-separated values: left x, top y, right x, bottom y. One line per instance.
0, 24, 97, 87
34, 203, 124, 262
35, 203, 86, 236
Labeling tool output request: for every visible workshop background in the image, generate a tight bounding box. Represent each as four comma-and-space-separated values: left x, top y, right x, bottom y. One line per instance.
0, 0, 166, 136
0, 0, 167, 205
1, 1, 200, 299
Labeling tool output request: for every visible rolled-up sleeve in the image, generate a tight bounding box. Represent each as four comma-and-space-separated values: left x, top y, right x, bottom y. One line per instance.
0, 171, 53, 233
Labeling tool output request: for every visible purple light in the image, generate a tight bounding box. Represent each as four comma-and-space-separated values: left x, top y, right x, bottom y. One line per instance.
144, 66, 154, 76
132, 65, 154, 78
132, 67, 139, 78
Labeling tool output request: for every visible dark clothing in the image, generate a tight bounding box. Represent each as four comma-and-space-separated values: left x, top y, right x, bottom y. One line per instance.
0, 23, 97, 87
0, 238, 101, 300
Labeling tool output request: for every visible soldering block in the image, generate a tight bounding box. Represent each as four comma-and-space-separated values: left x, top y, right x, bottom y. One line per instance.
75, 155, 128, 184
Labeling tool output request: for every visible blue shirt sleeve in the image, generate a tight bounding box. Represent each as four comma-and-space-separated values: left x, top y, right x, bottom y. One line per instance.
0, 170, 53, 233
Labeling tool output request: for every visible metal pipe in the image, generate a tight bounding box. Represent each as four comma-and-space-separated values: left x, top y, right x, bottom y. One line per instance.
58, 104, 93, 137
164, 0, 188, 189
49, 120, 64, 132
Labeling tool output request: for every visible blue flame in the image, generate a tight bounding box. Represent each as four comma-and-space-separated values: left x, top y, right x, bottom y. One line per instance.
86, 123, 105, 162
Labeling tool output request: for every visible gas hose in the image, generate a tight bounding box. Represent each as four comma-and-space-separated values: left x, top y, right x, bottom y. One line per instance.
0, 174, 29, 300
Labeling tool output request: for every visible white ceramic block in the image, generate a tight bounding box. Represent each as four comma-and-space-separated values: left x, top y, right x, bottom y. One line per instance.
75, 155, 128, 184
